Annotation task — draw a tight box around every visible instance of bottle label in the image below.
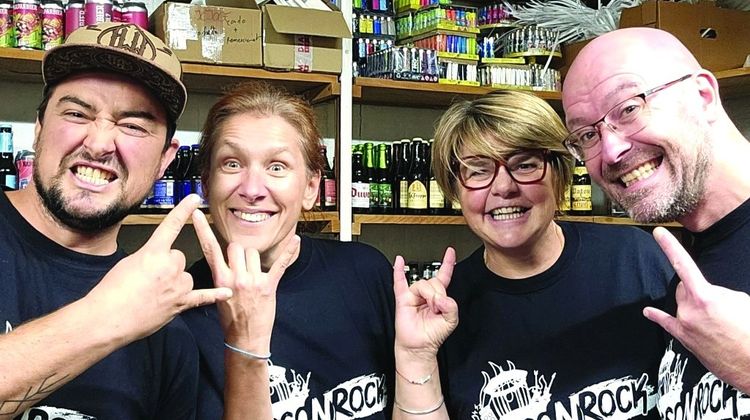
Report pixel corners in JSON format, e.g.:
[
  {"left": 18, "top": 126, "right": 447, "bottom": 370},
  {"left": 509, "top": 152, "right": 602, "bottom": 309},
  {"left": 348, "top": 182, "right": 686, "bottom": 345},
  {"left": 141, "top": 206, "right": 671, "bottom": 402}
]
[
  {"left": 560, "top": 183, "right": 572, "bottom": 211},
  {"left": 573, "top": 166, "right": 588, "bottom": 176},
  {"left": 407, "top": 181, "right": 427, "bottom": 209},
  {"left": 429, "top": 180, "right": 445, "bottom": 209},
  {"left": 193, "top": 179, "right": 209, "bottom": 208},
  {"left": 324, "top": 179, "right": 337, "bottom": 207},
  {"left": 369, "top": 182, "right": 379, "bottom": 208},
  {"left": 452, "top": 199, "right": 461, "bottom": 211},
  {"left": 352, "top": 181, "right": 370, "bottom": 208},
  {"left": 2, "top": 174, "right": 16, "bottom": 190},
  {"left": 571, "top": 185, "right": 592, "bottom": 211},
  {"left": 399, "top": 180, "right": 409, "bottom": 209},
  {"left": 377, "top": 182, "right": 392, "bottom": 209},
  {"left": 152, "top": 179, "right": 175, "bottom": 208}
]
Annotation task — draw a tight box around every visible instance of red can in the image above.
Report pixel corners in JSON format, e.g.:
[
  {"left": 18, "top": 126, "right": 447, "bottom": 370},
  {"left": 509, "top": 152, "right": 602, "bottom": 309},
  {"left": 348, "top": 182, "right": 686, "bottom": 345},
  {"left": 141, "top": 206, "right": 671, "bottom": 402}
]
[
  {"left": 41, "top": 0, "right": 63, "bottom": 50},
  {"left": 15, "top": 152, "right": 33, "bottom": 190},
  {"left": 111, "top": 0, "right": 121, "bottom": 22},
  {"left": 121, "top": 1, "right": 146, "bottom": 29},
  {"left": 84, "top": 0, "right": 111, "bottom": 25},
  {"left": 64, "top": 0, "right": 83, "bottom": 38}
]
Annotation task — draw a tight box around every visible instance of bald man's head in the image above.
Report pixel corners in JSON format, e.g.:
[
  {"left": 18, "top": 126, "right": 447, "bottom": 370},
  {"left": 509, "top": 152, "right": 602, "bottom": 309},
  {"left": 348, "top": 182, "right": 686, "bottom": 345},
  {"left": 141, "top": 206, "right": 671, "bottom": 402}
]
[{"left": 563, "top": 28, "right": 702, "bottom": 114}]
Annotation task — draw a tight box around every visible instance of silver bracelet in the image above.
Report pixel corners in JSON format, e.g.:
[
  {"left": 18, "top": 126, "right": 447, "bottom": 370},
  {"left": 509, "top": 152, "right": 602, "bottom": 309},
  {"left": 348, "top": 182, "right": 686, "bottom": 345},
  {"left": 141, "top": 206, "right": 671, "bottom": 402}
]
[
  {"left": 224, "top": 342, "right": 272, "bottom": 360},
  {"left": 394, "top": 396, "right": 444, "bottom": 415},
  {"left": 396, "top": 365, "right": 437, "bottom": 385}
]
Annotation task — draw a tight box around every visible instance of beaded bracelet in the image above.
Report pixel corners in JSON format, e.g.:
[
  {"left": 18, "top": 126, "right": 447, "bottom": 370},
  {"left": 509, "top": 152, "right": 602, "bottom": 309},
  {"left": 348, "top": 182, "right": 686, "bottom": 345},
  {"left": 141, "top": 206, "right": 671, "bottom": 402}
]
[
  {"left": 224, "top": 342, "right": 272, "bottom": 361},
  {"left": 395, "top": 364, "right": 437, "bottom": 385},
  {"left": 394, "top": 396, "right": 445, "bottom": 415}
]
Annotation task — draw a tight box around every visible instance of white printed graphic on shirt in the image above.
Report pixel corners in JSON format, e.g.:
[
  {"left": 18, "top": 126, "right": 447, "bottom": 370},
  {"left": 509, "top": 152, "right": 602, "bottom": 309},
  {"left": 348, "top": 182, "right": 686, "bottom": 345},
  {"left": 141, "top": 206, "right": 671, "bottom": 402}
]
[
  {"left": 269, "top": 361, "right": 388, "bottom": 420},
  {"left": 3, "top": 321, "right": 97, "bottom": 420},
  {"left": 472, "top": 360, "right": 658, "bottom": 420},
  {"left": 657, "top": 340, "right": 750, "bottom": 420}
]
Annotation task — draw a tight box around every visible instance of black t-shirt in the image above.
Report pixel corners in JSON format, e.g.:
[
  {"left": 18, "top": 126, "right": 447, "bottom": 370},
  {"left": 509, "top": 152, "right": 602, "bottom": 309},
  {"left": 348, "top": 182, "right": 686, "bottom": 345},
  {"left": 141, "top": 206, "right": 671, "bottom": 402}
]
[
  {"left": 182, "top": 235, "right": 396, "bottom": 420},
  {"left": 656, "top": 198, "right": 750, "bottom": 419},
  {"left": 0, "top": 191, "right": 198, "bottom": 420},
  {"left": 440, "top": 222, "right": 673, "bottom": 420}
]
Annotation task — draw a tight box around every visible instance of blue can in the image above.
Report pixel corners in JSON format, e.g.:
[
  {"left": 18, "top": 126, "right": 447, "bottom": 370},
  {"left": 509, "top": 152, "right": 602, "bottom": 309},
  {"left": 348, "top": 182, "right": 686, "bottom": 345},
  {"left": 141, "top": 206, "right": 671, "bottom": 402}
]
[{"left": 0, "top": 124, "right": 12, "bottom": 154}]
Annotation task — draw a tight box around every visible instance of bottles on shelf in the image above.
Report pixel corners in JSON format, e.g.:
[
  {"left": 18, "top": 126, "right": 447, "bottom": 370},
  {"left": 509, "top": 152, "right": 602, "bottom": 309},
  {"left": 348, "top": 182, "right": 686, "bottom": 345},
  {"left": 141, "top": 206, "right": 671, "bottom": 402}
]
[
  {"left": 140, "top": 143, "right": 207, "bottom": 213},
  {"left": 571, "top": 159, "right": 592, "bottom": 216},
  {"left": 317, "top": 144, "right": 337, "bottom": 211}
]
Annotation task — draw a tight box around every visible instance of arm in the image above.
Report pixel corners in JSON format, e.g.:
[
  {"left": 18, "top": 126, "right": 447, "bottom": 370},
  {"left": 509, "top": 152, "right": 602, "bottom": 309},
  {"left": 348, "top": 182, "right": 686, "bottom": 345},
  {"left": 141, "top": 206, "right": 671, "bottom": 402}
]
[
  {"left": 0, "top": 195, "right": 232, "bottom": 417},
  {"left": 192, "top": 211, "right": 299, "bottom": 420},
  {"left": 643, "top": 227, "right": 750, "bottom": 393},
  {"left": 392, "top": 249, "right": 457, "bottom": 420}
]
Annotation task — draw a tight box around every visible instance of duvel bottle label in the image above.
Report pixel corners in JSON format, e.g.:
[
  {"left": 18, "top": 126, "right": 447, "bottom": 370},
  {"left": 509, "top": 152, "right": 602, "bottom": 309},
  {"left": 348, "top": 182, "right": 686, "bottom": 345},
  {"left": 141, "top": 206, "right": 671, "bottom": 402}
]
[{"left": 352, "top": 181, "right": 370, "bottom": 209}]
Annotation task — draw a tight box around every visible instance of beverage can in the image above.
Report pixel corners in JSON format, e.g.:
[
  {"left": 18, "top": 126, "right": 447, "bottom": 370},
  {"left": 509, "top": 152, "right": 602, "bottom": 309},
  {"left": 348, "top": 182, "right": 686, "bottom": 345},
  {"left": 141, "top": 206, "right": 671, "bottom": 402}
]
[
  {"left": 111, "top": 0, "right": 121, "bottom": 21},
  {"left": 15, "top": 152, "right": 33, "bottom": 190},
  {"left": 0, "top": 124, "right": 12, "bottom": 154},
  {"left": 64, "top": 0, "right": 84, "bottom": 38},
  {"left": 41, "top": 0, "right": 63, "bottom": 50},
  {"left": 0, "top": 0, "right": 15, "bottom": 48},
  {"left": 121, "top": 1, "right": 146, "bottom": 29},
  {"left": 13, "top": 0, "right": 42, "bottom": 50},
  {"left": 84, "top": 0, "right": 112, "bottom": 25}
]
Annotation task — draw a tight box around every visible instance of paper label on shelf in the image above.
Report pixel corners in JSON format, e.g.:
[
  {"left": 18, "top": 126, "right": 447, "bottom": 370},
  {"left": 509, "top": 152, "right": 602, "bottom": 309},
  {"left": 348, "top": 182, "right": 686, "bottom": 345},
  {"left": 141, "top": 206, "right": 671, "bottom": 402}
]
[
  {"left": 165, "top": 3, "right": 197, "bottom": 50},
  {"left": 202, "top": 29, "right": 225, "bottom": 62},
  {"left": 294, "top": 35, "right": 313, "bottom": 72}
]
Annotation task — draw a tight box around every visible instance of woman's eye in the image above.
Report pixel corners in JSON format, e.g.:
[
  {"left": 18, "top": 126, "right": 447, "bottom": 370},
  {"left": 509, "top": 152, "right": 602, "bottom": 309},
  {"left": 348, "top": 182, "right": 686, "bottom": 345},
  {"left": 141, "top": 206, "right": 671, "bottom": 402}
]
[
  {"left": 223, "top": 160, "right": 241, "bottom": 170},
  {"left": 269, "top": 163, "right": 286, "bottom": 172}
]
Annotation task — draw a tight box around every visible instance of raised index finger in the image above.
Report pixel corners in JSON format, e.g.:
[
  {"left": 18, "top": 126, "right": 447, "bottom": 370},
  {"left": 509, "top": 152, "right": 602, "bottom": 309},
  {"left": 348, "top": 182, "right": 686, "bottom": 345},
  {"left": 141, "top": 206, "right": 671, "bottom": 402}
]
[
  {"left": 145, "top": 194, "right": 201, "bottom": 251},
  {"left": 653, "top": 226, "right": 710, "bottom": 294}
]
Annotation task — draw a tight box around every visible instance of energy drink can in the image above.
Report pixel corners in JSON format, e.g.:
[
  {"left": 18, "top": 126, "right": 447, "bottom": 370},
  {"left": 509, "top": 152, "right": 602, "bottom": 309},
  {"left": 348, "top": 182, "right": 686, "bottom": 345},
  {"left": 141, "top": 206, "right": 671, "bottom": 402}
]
[
  {"left": 0, "top": 0, "right": 14, "bottom": 48},
  {"left": 64, "top": 0, "right": 83, "bottom": 38},
  {"left": 0, "top": 124, "right": 12, "bottom": 153},
  {"left": 121, "top": 2, "right": 147, "bottom": 28},
  {"left": 15, "top": 151, "right": 33, "bottom": 190},
  {"left": 111, "top": 0, "right": 120, "bottom": 21},
  {"left": 13, "top": 0, "right": 42, "bottom": 50},
  {"left": 41, "top": 0, "right": 63, "bottom": 50},
  {"left": 84, "top": 0, "right": 112, "bottom": 25}
]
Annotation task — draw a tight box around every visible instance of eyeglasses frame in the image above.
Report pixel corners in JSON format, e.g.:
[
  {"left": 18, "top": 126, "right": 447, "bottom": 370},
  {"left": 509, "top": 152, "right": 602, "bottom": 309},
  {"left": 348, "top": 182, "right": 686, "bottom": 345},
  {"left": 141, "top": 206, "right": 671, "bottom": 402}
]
[{"left": 454, "top": 149, "right": 550, "bottom": 191}]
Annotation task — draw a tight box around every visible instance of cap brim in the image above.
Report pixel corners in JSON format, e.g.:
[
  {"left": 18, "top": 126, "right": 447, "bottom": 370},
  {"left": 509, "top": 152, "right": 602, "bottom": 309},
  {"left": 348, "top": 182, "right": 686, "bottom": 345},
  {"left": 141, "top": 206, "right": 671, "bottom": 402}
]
[{"left": 43, "top": 44, "right": 187, "bottom": 123}]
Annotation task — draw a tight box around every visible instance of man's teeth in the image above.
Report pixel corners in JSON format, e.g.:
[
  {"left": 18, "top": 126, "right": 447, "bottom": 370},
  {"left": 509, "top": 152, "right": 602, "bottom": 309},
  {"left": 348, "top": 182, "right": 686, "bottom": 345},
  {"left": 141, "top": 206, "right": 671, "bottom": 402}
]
[
  {"left": 75, "top": 166, "right": 113, "bottom": 185},
  {"left": 621, "top": 161, "right": 659, "bottom": 188},
  {"left": 490, "top": 206, "right": 524, "bottom": 220},
  {"left": 236, "top": 211, "right": 270, "bottom": 222}
]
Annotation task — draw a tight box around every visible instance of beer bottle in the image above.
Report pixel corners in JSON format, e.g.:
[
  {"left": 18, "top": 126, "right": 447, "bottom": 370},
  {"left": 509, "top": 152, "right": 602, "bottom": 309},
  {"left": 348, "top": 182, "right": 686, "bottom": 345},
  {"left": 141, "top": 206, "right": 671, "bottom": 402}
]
[
  {"left": 190, "top": 144, "right": 208, "bottom": 209},
  {"left": 365, "top": 143, "right": 379, "bottom": 212},
  {"left": 318, "top": 145, "right": 337, "bottom": 211},
  {"left": 390, "top": 141, "right": 401, "bottom": 213},
  {"left": 396, "top": 138, "right": 411, "bottom": 214},
  {"left": 174, "top": 145, "right": 192, "bottom": 205},
  {"left": 560, "top": 181, "right": 572, "bottom": 214},
  {"left": 352, "top": 151, "right": 370, "bottom": 213},
  {"left": 427, "top": 139, "right": 445, "bottom": 215},
  {"left": 571, "top": 159, "right": 592, "bottom": 215},
  {"left": 406, "top": 138, "right": 428, "bottom": 214},
  {"left": 376, "top": 143, "right": 392, "bottom": 213}
]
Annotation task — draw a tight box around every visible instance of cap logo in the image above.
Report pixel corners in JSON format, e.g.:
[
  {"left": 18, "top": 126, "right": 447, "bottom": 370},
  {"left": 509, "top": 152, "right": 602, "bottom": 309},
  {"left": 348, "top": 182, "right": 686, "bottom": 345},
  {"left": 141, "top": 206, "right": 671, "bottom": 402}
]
[{"left": 95, "top": 24, "right": 157, "bottom": 61}]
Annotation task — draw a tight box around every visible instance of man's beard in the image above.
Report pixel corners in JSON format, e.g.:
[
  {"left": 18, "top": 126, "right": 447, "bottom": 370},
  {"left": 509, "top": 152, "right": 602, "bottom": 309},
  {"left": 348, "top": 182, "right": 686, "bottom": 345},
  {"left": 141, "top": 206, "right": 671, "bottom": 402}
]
[{"left": 33, "top": 159, "right": 145, "bottom": 233}]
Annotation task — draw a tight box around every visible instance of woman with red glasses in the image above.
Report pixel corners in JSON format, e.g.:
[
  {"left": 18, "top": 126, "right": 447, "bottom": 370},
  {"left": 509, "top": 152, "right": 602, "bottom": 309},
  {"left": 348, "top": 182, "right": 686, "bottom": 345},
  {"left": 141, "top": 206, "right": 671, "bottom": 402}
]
[{"left": 391, "top": 90, "right": 674, "bottom": 420}]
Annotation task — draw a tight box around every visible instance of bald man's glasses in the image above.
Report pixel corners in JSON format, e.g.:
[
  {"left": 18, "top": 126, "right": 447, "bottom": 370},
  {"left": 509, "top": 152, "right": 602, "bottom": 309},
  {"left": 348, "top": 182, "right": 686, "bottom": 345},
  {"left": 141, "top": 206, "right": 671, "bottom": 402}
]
[{"left": 563, "top": 74, "right": 693, "bottom": 162}]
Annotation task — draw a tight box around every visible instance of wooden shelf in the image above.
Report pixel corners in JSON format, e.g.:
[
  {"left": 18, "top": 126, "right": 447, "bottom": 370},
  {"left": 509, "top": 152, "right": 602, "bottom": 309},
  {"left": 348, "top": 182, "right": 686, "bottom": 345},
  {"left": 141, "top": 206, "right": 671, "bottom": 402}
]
[
  {"left": 350, "top": 213, "right": 681, "bottom": 234},
  {"left": 123, "top": 211, "right": 340, "bottom": 233},
  {"left": 353, "top": 77, "right": 561, "bottom": 108},
  {"left": 0, "top": 48, "right": 340, "bottom": 103},
  {"left": 716, "top": 67, "right": 750, "bottom": 99}
]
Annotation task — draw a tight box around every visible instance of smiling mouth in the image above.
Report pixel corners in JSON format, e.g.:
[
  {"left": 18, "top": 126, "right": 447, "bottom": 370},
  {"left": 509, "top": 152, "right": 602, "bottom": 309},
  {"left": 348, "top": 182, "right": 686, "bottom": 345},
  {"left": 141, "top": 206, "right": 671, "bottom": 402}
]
[
  {"left": 619, "top": 158, "right": 661, "bottom": 188},
  {"left": 73, "top": 165, "right": 116, "bottom": 186},
  {"left": 233, "top": 210, "right": 271, "bottom": 223},
  {"left": 489, "top": 206, "right": 528, "bottom": 220}
]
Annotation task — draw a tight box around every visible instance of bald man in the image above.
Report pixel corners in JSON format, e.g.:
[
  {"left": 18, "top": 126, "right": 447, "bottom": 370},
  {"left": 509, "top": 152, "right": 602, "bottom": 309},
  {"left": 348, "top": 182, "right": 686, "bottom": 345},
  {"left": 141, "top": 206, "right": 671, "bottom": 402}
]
[{"left": 562, "top": 27, "right": 750, "bottom": 416}]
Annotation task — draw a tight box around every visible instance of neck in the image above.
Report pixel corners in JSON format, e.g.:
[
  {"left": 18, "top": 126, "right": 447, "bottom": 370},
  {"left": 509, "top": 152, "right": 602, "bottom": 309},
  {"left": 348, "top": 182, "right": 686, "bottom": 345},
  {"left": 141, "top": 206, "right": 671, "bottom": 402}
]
[
  {"left": 679, "top": 126, "right": 750, "bottom": 232},
  {"left": 7, "top": 187, "right": 121, "bottom": 255},
  {"left": 484, "top": 222, "right": 565, "bottom": 279}
]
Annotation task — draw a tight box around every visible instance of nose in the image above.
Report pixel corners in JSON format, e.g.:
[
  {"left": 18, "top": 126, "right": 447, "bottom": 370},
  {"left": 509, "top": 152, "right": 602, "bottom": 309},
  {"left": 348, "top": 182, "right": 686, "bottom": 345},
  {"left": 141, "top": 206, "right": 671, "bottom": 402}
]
[
  {"left": 489, "top": 166, "right": 519, "bottom": 197},
  {"left": 237, "top": 167, "right": 268, "bottom": 202},
  {"left": 82, "top": 118, "right": 117, "bottom": 159},
  {"left": 597, "top": 122, "right": 632, "bottom": 164}
]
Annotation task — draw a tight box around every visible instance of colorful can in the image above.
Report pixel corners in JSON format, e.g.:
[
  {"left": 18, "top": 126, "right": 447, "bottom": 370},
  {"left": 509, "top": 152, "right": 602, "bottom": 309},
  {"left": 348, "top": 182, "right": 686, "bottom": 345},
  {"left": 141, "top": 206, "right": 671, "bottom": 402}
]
[
  {"left": 13, "top": 0, "right": 42, "bottom": 50},
  {"left": 0, "top": 0, "right": 14, "bottom": 48},
  {"left": 15, "top": 151, "right": 33, "bottom": 190},
  {"left": 64, "top": 0, "right": 83, "bottom": 38},
  {"left": 121, "top": 1, "right": 146, "bottom": 29},
  {"left": 41, "top": 0, "right": 62, "bottom": 50},
  {"left": 111, "top": 0, "right": 121, "bottom": 21},
  {"left": 84, "top": 0, "right": 111, "bottom": 25}
]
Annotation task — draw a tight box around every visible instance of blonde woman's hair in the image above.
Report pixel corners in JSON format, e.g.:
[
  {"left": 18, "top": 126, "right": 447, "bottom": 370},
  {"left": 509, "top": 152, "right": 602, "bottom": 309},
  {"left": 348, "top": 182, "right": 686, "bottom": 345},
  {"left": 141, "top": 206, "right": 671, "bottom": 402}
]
[{"left": 432, "top": 90, "right": 574, "bottom": 207}]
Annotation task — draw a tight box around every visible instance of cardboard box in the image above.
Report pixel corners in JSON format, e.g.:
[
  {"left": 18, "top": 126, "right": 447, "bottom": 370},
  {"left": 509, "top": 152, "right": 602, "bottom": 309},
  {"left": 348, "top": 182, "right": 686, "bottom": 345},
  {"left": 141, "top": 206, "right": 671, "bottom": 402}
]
[
  {"left": 152, "top": 2, "right": 262, "bottom": 67},
  {"left": 619, "top": 0, "right": 750, "bottom": 72},
  {"left": 262, "top": 4, "right": 351, "bottom": 73}
]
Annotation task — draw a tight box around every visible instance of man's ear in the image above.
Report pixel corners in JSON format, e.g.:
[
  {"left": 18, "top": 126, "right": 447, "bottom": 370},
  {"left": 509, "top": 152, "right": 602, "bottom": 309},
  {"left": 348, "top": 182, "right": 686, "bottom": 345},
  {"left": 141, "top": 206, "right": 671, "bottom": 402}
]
[
  {"left": 694, "top": 70, "right": 721, "bottom": 123},
  {"left": 157, "top": 138, "right": 180, "bottom": 179}
]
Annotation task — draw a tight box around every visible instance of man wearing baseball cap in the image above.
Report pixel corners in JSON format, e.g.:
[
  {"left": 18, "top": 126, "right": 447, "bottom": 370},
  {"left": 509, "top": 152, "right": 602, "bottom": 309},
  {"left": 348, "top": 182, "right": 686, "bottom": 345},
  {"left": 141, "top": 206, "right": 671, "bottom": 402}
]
[{"left": 0, "top": 23, "right": 232, "bottom": 418}]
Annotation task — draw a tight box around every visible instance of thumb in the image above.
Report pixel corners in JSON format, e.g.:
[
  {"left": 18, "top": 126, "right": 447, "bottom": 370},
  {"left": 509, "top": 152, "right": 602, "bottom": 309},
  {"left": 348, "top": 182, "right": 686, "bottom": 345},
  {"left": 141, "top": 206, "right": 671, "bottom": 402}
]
[{"left": 183, "top": 287, "right": 234, "bottom": 310}]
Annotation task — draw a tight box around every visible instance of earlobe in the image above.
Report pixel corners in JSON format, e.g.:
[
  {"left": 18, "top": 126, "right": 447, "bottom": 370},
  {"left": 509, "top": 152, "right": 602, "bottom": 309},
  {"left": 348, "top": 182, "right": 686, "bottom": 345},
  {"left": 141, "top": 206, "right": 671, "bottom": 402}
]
[
  {"left": 158, "top": 138, "right": 180, "bottom": 178},
  {"left": 302, "top": 171, "right": 322, "bottom": 210}
]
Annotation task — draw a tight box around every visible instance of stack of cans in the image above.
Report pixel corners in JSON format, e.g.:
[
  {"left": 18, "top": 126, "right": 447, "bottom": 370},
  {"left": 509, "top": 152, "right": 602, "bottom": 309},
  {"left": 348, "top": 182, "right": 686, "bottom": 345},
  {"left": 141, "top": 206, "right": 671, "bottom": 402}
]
[{"left": 0, "top": 0, "right": 148, "bottom": 50}]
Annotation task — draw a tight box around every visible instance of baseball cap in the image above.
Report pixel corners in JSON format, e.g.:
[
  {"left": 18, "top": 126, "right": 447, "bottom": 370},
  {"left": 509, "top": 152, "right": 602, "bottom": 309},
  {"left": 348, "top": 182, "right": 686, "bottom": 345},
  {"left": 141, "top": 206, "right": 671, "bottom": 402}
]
[{"left": 42, "top": 22, "right": 187, "bottom": 123}]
